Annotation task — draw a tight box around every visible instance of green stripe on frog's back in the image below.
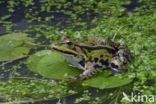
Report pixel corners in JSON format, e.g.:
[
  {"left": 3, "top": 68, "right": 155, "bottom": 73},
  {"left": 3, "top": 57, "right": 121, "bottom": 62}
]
[
  {"left": 52, "top": 46, "right": 78, "bottom": 56},
  {"left": 52, "top": 45, "right": 86, "bottom": 59},
  {"left": 74, "top": 44, "right": 116, "bottom": 54}
]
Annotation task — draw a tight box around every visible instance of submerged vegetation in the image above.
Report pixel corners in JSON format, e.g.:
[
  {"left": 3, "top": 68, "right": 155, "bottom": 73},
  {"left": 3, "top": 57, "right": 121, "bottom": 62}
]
[{"left": 0, "top": 0, "right": 156, "bottom": 103}]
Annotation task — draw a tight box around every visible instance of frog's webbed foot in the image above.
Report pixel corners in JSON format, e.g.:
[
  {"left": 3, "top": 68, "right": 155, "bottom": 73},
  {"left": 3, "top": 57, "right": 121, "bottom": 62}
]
[{"left": 79, "top": 70, "right": 97, "bottom": 80}]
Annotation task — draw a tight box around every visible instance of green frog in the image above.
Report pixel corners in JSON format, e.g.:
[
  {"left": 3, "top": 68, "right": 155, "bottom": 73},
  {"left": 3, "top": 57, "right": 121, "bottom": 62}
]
[{"left": 51, "top": 37, "right": 131, "bottom": 80}]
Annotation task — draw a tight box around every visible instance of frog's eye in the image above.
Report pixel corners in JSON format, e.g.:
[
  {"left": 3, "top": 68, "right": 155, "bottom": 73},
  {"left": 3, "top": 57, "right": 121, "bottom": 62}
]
[
  {"left": 60, "top": 39, "right": 73, "bottom": 46},
  {"left": 66, "top": 41, "right": 73, "bottom": 45},
  {"left": 64, "top": 41, "right": 74, "bottom": 49}
]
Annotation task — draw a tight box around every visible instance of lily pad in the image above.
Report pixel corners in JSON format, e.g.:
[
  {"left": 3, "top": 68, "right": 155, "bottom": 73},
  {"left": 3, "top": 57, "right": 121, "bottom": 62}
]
[
  {"left": 0, "top": 33, "right": 34, "bottom": 61},
  {"left": 27, "top": 50, "right": 81, "bottom": 79},
  {"left": 82, "top": 72, "right": 133, "bottom": 89},
  {"left": 27, "top": 50, "right": 133, "bottom": 89}
]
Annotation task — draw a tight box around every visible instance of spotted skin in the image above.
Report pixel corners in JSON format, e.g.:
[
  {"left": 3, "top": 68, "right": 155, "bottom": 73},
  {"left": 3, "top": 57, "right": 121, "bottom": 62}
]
[{"left": 52, "top": 38, "right": 132, "bottom": 80}]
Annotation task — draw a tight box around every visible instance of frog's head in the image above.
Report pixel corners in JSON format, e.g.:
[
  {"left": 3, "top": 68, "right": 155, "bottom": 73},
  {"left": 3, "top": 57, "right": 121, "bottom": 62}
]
[
  {"left": 109, "top": 47, "right": 131, "bottom": 73},
  {"left": 109, "top": 56, "right": 127, "bottom": 72}
]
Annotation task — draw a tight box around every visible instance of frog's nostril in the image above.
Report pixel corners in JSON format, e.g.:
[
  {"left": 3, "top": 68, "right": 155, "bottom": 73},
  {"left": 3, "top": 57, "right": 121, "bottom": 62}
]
[{"left": 51, "top": 44, "right": 56, "bottom": 48}]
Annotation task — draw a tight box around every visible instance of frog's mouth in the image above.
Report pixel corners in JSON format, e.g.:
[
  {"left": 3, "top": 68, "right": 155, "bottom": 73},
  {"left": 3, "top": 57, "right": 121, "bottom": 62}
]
[{"left": 109, "top": 63, "right": 122, "bottom": 72}]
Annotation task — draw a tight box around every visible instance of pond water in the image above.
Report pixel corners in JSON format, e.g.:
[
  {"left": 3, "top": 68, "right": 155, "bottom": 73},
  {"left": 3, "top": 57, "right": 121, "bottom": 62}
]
[{"left": 0, "top": 0, "right": 147, "bottom": 104}]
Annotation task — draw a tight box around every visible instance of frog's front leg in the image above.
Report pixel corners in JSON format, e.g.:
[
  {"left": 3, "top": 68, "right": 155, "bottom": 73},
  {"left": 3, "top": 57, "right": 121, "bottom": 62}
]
[
  {"left": 79, "top": 69, "right": 97, "bottom": 80},
  {"left": 79, "top": 61, "right": 99, "bottom": 80}
]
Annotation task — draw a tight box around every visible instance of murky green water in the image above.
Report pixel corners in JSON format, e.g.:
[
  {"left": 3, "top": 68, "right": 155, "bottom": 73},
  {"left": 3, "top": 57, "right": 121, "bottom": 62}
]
[{"left": 0, "top": 0, "right": 156, "bottom": 104}]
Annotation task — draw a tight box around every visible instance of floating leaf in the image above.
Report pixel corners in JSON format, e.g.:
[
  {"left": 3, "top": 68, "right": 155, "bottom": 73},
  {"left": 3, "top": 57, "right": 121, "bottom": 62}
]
[
  {"left": 82, "top": 72, "right": 133, "bottom": 89},
  {"left": 27, "top": 50, "right": 133, "bottom": 89},
  {"left": 27, "top": 50, "right": 81, "bottom": 79},
  {"left": 0, "top": 33, "right": 34, "bottom": 61},
  {"left": 27, "top": 50, "right": 52, "bottom": 72}
]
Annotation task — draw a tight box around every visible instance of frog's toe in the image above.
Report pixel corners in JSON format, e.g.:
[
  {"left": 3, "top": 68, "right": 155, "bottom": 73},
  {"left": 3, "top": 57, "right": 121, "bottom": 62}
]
[
  {"left": 79, "top": 74, "right": 88, "bottom": 80},
  {"left": 91, "top": 70, "right": 97, "bottom": 75},
  {"left": 87, "top": 73, "right": 93, "bottom": 77}
]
